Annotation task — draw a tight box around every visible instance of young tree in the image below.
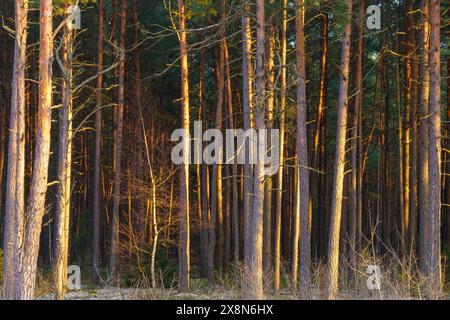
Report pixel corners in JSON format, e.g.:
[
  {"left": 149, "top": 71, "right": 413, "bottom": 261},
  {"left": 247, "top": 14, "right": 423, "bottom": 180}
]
[
  {"left": 177, "top": 0, "right": 190, "bottom": 291},
  {"left": 326, "top": 0, "right": 352, "bottom": 300}
]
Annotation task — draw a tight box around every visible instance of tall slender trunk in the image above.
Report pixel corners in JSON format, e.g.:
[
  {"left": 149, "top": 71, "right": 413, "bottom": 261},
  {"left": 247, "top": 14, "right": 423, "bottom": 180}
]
[
  {"left": 313, "top": 6, "right": 329, "bottom": 260},
  {"left": 0, "top": 0, "right": 9, "bottom": 231},
  {"left": 350, "top": 0, "right": 364, "bottom": 267},
  {"left": 246, "top": 0, "right": 265, "bottom": 299},
  {"left": 210, "top": 49, "right": 224, "bottom": 271},
  {"left": 295, "top": 0, "right": 310, "bottom": 296},
  {"left": 198, "top": 30, "right": 211, "bottom": 278},
  {"left": 263, "top": 22, "right": 275, "bottom": 274},
  {"left": 418, "top": 0, "right": 430, "bottom": 272},
  {"left": 199, "top": 30, "right": 213, "bottom": 283},
  {"left": 93, "top": 0, "right": 104, "bottom": 281},
  {"left": 2, "top": 0, "right": 27, "bottom": 300},
  {"left": 395, "top": 43, "right": 405, "bottom": 255},
  {"left": 109, "top": 0, "right": 127, "bottom": 279},
  {"left": 427, "top": 0, "right": 441, "bottom": 297},
  {"left": 54, "top": 5, "right": 74, "bottom": 299},
  {"left": 446, "top": 58, "right": 450, "bottom": 251},
  {"left": 223, "top": 36, "right": 239, "bottom": 265},
  {"left": 403, "top": 0, "right": 414, "bottom": 250},
  {"left": 407, "top": 0, "right": 418, "bottom": 250},
  {"left": 274, "top": 0, "right": 287, "bottom": 295},
  {"left": 18, "top": 0, "right": 53, "bottom": 299},
  {"left": 242, "top": 2, "right": 253, "bottom": 265},
  {"left": 326, "top": 0, "right": 352, "bottom": 300},
  {"left": 177, "top": 0, "right": 190, "bottom": 291}
]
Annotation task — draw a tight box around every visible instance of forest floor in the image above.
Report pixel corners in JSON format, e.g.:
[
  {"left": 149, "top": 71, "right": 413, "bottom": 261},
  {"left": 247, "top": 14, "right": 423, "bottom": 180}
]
[
  {"left": 38, "top": 287, "right": 257, "bottom": 300},
  {"left": 37, "top": 286, "right": 440, "bottom": 300}
]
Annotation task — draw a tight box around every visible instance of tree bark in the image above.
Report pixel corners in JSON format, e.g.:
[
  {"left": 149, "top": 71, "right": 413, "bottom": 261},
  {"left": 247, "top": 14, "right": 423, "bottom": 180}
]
[
  {"left": 350, "top": 0, "right": 364, "bottom": 268},
  {"left": 295, "top": 0, "right": 311, "bottom": 296},
  {"left": 109, "top": 0, "right": 127, "bottom": 279},
  {"left": 54, "top": 5, "right": 74, "bottom": 299},
  {"left": 418, "top": 0, "right": 430, "bottom": 273},
  {"left": 177, "top": 0, "right": 190, "bottom": 291},
  {"left": 2, "top": 0, "right": 27, "bottom": 300},
  {"left": 93, "top": 0, "right": 104, "bottom": 282},
  {"left": 241, "top": 2, "right": 254, "bottom": 266},
  {"left": 427, "top": 0, "right": 441, "bottom": 297},
  {"left": 245, "top": 0, "right": 265, "bottom": 299},
  {"left": 263, "top": 21, "right": 275, "bottom": 274},
  {"left": 18, "top": 0, "right": 53, "bottom": 299},
  {"left": 326, "top": 0, "right": 352, "bottom": 300},
  {"left": 274, "top": 0, "right": 287, "bottom": 295}
]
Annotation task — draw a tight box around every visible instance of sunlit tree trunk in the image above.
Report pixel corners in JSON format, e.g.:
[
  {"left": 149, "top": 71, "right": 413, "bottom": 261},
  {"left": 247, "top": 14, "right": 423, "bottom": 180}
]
[
  {"left": 242, "top": 2, "right": 253, "bottom": 265},
  {"left": 199, "top": 29, "right": 213, "bottom": 283},
  {"left": 326, "top": 0, "right": 352, "bottom": 300},
  {"left": 54, "top": 5, "right": 74, "bottom": 299},
  {"left": 418, "top": 0, "right": 430, "bottom": 273},
  {"left": 406, "top": 0, "right": 418, "bottom": 250},
  {"left": 18, "top": 0, "right": 53, "bottom": 299},
  {"left": 246, "top": 0, "right": 265, "bottom": 299},
  {"left": 403, "top": 0, "right": 415, "bottom": 251},
  {"left": 274, "top": 0, "right": 287, "bottom": 295},
  {"left": 2, "top": 0, "right": 27, "bottom": 300},
  {"left": 263, "top": 22, "right": 275, "bottom": 274},
  {"left": 446, "top": 58, "right": 450, "bottom": 251},
  {"left": 315, "top": 8, "right": 329, "bottom": 259},
  {"left": 177, "top": 0, "right": 190, "bottom": 291}
]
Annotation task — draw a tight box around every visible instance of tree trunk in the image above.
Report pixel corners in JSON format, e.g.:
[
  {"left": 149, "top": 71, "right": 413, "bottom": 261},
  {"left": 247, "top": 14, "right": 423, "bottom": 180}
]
[
  {"left": 199, "top": 30, "right": 213, "bottom": 283},
  {"left": 109, "top": 0, "right": 127, "bottom": 279},
  {"left": 242, "top": 2, "right": 254, "bottom": 267},
  {"left": 295, "top": 0, "right": 311, "bottom": 296},
  {"left": 427, "top": 0, "right": 441, "bottom": 297},
  {"left": 326, "top": 0, "right": 352, "bottom": 300},
  {"left": 418, "top": 0, "right": 430, "bottom": 273},
  {"left": 54, "top": 5, "right": 74, "bottom": 299},
  {"left": 245, "top": 0, "right": 265, "bottom": 299},
  {"left": 446, "top": 58, "right": 450, "bottom": 251},
  {"left": 93, "top": 0, "right": 104, "bottom": 282},
  {"left": 223, "top": 37, "right": 239, "bottom": 265},
  {"left": 350, "top": 0, "right": 364, "bottom": 268},
  {"left": 177, "top": 0, "right": 190, "bottom": 291},
  {"left": 2, "top": 0, "right": 27, "bottom": 300},
  {"left": 313, "top": 6, "right": 329, "bottom": 260},
  {"left": 406, "top": 0, "right": 418, "bottom": 251},
  {"left": 274, "top": 0, "right": 287, "bottom": 295},
  {"left": 18, "top": 0, "right": 53, "bottom": 299},
  {"left": 263, "top": 22, "right": 275, "bottom": 274}
]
